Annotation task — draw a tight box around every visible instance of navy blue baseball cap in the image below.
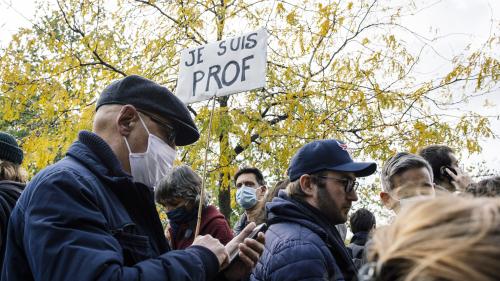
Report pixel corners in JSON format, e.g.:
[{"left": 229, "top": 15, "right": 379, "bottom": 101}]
[
  {"left": 96, "top": 75, "right": 199, "bottom": 146},
  {"left": 287, "top": 139, "right": 377, "bottom": 181}
]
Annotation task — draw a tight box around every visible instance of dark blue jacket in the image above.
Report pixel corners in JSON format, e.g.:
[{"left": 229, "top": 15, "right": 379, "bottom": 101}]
[
  {"left": 233, "top": 213, "right": 248, "bottom": 236},
  {"left": 251, "top": 191, "right": 357, "bottom": 281},
  {"left": 1, "top": 131, "right": 219, "bottom": 281}
]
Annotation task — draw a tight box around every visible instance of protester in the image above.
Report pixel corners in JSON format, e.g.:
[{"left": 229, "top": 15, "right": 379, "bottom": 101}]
[
  {"left": 155, "top": 165, "right": 233, "bottom": 249},
  {"left": 1, "top": 75, "right": 264, "bottom": 281},
  {"left": 260, "top": 179, "right": 348, "bottom": 238},
  {"left": 380, "top": 152, "right": 435, "bottom": 213},
  {"left": 247, "top": 178, "right": 290, "bottom": 228},
  {"left": 418, "top": 145, "right": 472, "bottom": 192},
  {"left": 233, "top": 167, "right": 267, "bottom": 235},
  {"left": 251, "top": 139, "right": 377, "bottom": 281},
  {"left": 360, "top": 195, "right": 500, "bottom": 281},
  {"left": 347, "top": 208, "right": 376, "bottom": 264},
  {"left": 465, "top": 176, "right": 500, "bottom": 197},
  {"left": 0, "top": 132, "right": 27, "bottom": 273}
]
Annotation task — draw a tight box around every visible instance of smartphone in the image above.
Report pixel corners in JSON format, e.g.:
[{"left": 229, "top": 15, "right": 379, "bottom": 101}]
[
  {"left": 228, "top": 223, "right": 267, "bottom": 263},
  {"left": 440, "top": 166, "right": 457, "bottom": 182}
]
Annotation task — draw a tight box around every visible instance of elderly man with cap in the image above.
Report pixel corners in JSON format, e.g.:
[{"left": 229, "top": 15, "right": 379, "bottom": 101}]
[
  {"left": 0, "top": 132, "right": 27, "bottom": 273},
  {"left": 2, "top": 75, "right": 264, "bottom": 281},
  {"left": 251, "top": 139, "right": 376, "bottom": 281}
]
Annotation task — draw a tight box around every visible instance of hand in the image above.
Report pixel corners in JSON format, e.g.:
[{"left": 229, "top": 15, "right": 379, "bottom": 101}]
[
  {"left": 446, "top": 167, "right": 472, "bottom": 192},
  {"left": 192, "top": 235, "right": 228, "bottom": 267},
  {"left": 222, "top": 222, "right": 265, "bottom": 281}
]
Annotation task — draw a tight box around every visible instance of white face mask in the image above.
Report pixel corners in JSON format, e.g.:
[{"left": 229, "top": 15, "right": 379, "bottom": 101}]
[{"left": 123, "top": 115, "right": 176, "bottom": 189}]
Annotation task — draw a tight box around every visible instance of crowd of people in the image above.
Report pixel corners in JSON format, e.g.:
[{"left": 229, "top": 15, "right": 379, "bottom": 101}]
[{"left": 0, "top": 75, "right": 499, "bottom": 281}]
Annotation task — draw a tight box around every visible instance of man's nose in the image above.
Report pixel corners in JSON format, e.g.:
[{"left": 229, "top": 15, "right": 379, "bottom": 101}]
[{"left": 348, "top": 190, "right": 358, "bottom": 202}]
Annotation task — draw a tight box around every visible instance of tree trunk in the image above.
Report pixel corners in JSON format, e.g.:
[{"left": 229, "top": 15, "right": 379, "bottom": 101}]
[
  {"left": 218, "top": 170, "right": 232, "bottom": 222},
  {"left": 216, "top": 96, "right": 232, "bottom": 221}
]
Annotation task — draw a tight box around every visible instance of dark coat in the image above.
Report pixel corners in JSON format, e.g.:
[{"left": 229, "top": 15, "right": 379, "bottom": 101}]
[
  {"left": 251, "top": 191, "right": 358, "bottom": 281},
  {"left": 1, "top": 131, "right": 219, "bottom": 281},
  {"left": 233, "top": 213, "right": 248, "bottom": 236},
  {"left": 349, "top": 231, "right": 369, "bottom": 247},
  {"left": 347, "top": 231, "right": 370, "bottom": 269},
  {"left": 169, "top": 205, "right": 234, "bottom": 250},
  {"left": 0, "top": 180, "right": 24, "bottom": 273}
]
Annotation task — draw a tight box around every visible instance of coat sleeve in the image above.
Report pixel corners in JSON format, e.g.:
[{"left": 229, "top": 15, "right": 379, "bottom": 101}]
[
  {"left": 262, "top": 240, "right": 336, "bottom": 281},
  {"left": 19, "top": 170, "right": 220, "bottom": 281}
]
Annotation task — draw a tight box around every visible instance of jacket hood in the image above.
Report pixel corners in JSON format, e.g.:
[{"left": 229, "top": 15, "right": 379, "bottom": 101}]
[{"left": 266, "top": 191, "right": 333, "bottom": 240}]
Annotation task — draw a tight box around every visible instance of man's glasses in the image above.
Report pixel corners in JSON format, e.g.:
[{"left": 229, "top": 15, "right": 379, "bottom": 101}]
[
  {"left": 141, "top": 112, "right": 177, "bottom": 147},
  {"left": 317, "top": 176, "right": 359, "bottom": 193}
]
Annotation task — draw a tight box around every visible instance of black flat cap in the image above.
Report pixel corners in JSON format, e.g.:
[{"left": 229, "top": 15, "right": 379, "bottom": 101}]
[{"left": 96, "top": 75, "right": 199, "bottom": 146}]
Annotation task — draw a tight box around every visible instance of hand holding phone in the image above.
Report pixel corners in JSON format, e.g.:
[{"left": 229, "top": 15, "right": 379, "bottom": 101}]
[
  {"left": 221, "top": 222, "right": 266, "bottom": 281},
  {"left": 441, "top": 165, "right": 473, "bottom": 192},
  {"left": 228, "top": 223, "right": 267, "bottom": 264},
  {"left": 440, "top": 166, "right": 457, "bottom": 182}
]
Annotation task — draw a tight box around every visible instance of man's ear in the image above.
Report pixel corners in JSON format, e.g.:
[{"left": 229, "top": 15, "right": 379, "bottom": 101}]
[
  {"left": 380, "top": 191, "right": 395, "bottom": 209},
  {"left": 117, "top": 105, "right": 139, "bottom": 137},
  {"left": 299, "top": 174, "right": 315, "bottom": 196},
  {"left": 256, "top": 185, "right": 267, "bottom": 200}
]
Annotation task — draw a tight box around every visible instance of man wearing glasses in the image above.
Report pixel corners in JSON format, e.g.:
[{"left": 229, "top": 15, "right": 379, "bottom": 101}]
[
  {"left": 2, "top": 75, "right": 264, "bottom": 281},
  {"left": 251, "top": 139, "right": 376, "bottom": 281}
]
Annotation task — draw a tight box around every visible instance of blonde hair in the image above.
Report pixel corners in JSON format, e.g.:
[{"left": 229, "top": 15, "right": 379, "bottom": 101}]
[
  {"left": 0, "top": 159, "right": 28, "bottom": 183},
  {"left": 367, "top": 195, "right": 500, "bottom": 281}
]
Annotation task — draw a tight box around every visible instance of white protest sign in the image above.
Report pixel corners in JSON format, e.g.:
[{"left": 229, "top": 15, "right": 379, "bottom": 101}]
[{"left": 176, "top": 28, "right": 267, "bottom": 104}]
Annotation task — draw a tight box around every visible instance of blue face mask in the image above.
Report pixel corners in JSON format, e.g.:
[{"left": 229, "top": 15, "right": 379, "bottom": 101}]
[
  {"left": 236, "top": 185, "right": 258, "bottom": 209},
  {"left": 167, "top": 206, "right": 196, "bottom": 224}
]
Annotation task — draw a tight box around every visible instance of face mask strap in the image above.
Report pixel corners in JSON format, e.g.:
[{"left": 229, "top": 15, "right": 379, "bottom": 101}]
[
  {"left": 137, "top": 114, "right": 151, "bottom": 135},
  {"left": 122, "top": 113, "right": 151, "bottom": 155},
  {"left": 123, "top": 136, "right": 132, "bottom": 154}
]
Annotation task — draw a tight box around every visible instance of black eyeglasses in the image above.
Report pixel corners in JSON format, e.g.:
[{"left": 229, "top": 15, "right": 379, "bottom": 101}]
[
  {"left": 140, "top": 112, "right": 177, "bottom": 146},
  {"left": 317, "top": 176, "right": 359, "bottom": 193}
]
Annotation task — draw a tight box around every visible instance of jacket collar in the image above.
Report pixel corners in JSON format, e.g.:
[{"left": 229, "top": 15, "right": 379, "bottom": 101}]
[
  {"left": 351, "top": 231, "right": 369, "bottom": 246},
  {"left": 67, "top": 131, "right": 130, "bottom": 181}
]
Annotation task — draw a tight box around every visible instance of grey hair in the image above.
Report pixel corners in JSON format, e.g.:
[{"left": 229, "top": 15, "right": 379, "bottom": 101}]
[
  {"left": 155, "top": 165, "right": 209, "bottom": 207},
  {"left": 381, "top": 152, "right": 434, "bottom": 192}
]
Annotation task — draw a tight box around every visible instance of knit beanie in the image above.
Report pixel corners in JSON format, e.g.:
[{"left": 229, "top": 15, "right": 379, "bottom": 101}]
[{"left": 0, "top": 132, "right": 23, "bottom": 165}]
